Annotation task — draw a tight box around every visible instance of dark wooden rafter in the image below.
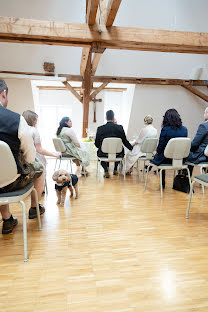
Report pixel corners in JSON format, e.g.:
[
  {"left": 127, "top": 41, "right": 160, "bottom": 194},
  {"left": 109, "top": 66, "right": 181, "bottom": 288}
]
[
  {"left": 105, "top": 0, "right": 122, "bottom": 26},
  {"left": 90, "top": 81, "right": 109, "bottom": 100},
  {"left": 182, "top": 84, "right": 208, "bottom": 102},
  {"left": 2, "top": 17, "right": 208, "bottom": 54},
  {"left": 62, "top": 81, "right": 83, "bottom": 103}
]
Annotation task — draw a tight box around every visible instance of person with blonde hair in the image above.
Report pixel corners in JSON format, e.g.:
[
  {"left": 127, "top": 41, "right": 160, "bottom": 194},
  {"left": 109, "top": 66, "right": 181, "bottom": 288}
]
[
  {"left": 22, "top": 110, "right": 61, "bottom": 197},
  {"left": 125, "top": 115, "right": 157, "bottom": 174}
]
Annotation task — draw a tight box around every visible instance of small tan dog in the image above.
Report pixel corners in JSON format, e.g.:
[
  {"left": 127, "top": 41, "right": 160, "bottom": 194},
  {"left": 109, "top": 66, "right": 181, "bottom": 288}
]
[{"left": 52, "top": 169, "right": 79, "bottom": 206}]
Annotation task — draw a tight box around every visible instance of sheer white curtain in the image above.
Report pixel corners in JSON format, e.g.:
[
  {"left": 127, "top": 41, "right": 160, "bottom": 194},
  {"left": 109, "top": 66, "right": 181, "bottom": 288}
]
[{"left": 35, "top": 90, "right": 73, "bottom": 151}]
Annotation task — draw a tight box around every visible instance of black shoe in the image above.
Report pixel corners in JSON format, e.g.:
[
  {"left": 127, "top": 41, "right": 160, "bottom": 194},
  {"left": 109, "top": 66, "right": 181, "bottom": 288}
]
[
  {"left": 113, "top": 170, "right": 118, "bottom": 176},
  {"left": 2, "top": 215, "right": 18, "bottom": 234},
  {"left": 103, "top": 172, "right": 110, "bottom": 178},
  {"left": 29, "top": 204, "right": 45, "bottom": 219}
]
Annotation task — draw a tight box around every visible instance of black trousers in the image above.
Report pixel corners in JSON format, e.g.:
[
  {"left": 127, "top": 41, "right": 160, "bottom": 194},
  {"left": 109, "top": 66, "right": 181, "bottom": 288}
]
[{"left": 101, "top": 161, "right": 119, "bottom": 172}]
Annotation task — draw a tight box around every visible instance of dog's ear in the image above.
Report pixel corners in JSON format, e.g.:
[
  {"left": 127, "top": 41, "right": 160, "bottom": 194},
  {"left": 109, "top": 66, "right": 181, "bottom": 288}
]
[{"left": 52, "top": 170, "right": 59, "bottom": 181}]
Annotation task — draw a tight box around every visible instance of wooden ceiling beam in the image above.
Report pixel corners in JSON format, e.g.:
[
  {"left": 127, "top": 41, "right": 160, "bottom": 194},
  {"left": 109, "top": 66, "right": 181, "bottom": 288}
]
[
  {"left": 80, "top": 47, "right": 91, "bottom": 76},
  {"left": 87, "top": 0, "right": 99, "bottom": 25},
  {"left": 37, "top": 85, "right": 127, "bottom": 92},
  {"left": 105, "top": 0, "right": 122, "bottom": 26},
  {"left": 182, "top": 84, "right": 208, "bottom": 102},
  {"left": 90, "top": 81, "right": 109, "bottom": 100},
  {"left": 62, "top": 81, "right": 83, "bottom": 103},
  {"left": 2, "top": 17, "right": 208, "bottom": 54},
  {"left": 1, "top": 70, "right": 208, "bottom": 86},
  {"left": 91, "top": 52, "right": 103, "bottom": 75}
]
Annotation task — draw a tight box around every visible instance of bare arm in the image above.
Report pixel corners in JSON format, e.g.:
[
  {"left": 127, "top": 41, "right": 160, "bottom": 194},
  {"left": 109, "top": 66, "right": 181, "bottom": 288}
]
[
  {"left": 35, "top": 142, "right": 61, "bottom": 157},
  {"left": 18, "top": 116, "right": 36, "bottom": 163}
]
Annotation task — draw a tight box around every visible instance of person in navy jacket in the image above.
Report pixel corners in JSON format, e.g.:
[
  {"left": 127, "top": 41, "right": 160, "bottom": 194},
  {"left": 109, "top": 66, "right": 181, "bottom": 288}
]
[
  {"left": 151, "top": 109, "right": 188, "bottom": 187},
  {"left": 187, "top": 107, "right": 208, "bottom": 165}
]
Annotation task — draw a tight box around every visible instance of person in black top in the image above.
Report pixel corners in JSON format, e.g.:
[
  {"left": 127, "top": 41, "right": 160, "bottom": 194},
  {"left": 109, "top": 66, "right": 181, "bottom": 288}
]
[{"left": 95, "top": 110, "right": 135, "bottom": 178}]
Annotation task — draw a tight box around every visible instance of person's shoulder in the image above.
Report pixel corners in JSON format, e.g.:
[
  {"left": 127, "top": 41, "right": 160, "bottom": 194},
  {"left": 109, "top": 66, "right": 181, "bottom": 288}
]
[{"left": 2, "top": 106, "right": 20, "bottom": 119}]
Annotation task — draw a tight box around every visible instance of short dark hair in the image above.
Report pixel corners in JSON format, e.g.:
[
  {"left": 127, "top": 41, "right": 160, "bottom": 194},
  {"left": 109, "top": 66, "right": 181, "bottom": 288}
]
[
  {"left": 0, "top": 79, "right": 8, "bottom": 95},
  {"left": 162, "top": 109, "right": 182, "bottom": 129},
  {"left": 106, "top": 110, "right": 114, "bottom": 121}
]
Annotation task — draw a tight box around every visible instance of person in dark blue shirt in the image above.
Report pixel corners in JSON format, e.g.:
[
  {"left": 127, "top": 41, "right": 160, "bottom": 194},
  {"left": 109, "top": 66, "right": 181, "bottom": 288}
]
[{"left": 151, "top": 109, "right": 188, "bottom": 187}]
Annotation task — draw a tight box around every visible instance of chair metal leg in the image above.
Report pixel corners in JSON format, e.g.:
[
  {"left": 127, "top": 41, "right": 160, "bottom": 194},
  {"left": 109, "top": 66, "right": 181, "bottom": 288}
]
[
  {"left": 160, "top": 169, "right": 163, "bottom": 199},
  {"left": 20, "top": 200, "right": 28, "bottom": 262},
  {"left": 138, "top": 160, "right": 140, "bottom": 179},
  {"left": 32, "top": 188, "right": 41, "bottom": 230},
  {"left": 143, "top": 161, "right": 146, "bottom": 177},
  {"left": 200, "top": 167, "right": 205, "bottom": 194},
  {"left": 70, "top": 160, "right": 73, "bottom": 173},
  {"left": 54, "top": 158, "right": 58, "bottom": 171},
  {"left": 186, "top": 167, "right": 192, "bottom": 195},
  {"left": 59, "top": 157, "right": 62, "bottom": 169},
  {"left": 96, "top": 160, "right": 99, "bottom": 177},
  {"left": 144, "top": 164, "right": 150, "bottom": 190},
  {"left": 186, "top": 181, "right": 195, "bottom": 219},
  {"left": 123, "top": 159, "right": 126, "bottom": 181}
]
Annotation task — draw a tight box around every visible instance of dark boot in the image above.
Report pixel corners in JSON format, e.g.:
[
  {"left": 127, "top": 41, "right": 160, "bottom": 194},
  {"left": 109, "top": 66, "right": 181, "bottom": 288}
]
[
  {"left": 29, "top": 204, "right": 45, "bottom": 219},
  {"left": 2, "top": 215, "right": 18, "bottom": 234}
]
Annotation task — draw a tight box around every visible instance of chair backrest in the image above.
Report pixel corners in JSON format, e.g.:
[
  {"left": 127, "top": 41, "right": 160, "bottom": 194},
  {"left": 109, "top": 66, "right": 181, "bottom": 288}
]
[
  {"left": 204, "top": 145, "right": 208, "bottom": 157},
  {"left": 141, "top": 138, "right": 158, "bottom": 157},
  {"left": 53, "top": 138, "right": 66, "bottom": 153},
  {"left": 101, "top": 138, "right": 123, "bottom": 160},
  {"left": 164, "top": 137, "right": 191, "bottom": 167},
  {"left": 0, "top": 141, "right": 18, "bottom": 186}
]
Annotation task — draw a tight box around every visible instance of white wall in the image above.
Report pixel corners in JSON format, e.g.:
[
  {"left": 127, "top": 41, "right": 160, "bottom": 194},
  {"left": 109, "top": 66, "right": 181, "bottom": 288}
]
[
  {"left": 4, "top": 78, "right": 34, "bottom": 114},
  {"left": 127, "top": 85, "right": 207, "bottom": 141}
]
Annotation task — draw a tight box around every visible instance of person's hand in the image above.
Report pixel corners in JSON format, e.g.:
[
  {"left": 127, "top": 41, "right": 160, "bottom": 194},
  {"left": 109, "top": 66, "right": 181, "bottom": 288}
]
[
  {"left": 53, "top": 152, "right": 61, "bottom": 157},
  {"left": 133, "top": 142, "right": 139, "bottom": 146}
]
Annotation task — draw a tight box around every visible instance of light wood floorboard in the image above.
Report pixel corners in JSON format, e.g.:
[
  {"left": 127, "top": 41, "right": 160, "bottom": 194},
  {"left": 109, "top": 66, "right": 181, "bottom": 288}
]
[{"left": 1, "top": 161, "right": 208, "bottom": 312}]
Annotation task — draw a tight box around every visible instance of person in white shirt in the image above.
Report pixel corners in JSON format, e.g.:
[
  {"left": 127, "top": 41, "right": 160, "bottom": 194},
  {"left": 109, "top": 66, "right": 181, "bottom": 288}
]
[
  {"left": 56, "top": 117, "right": 90, "bottom": 176},
  {"left": 22, "top": 110, "right": 61, "bottom": 189},
  {"left": 0, "top": 79, "right": 45, "bottom": 234},
  {"left": 125, "top": 115, "right": 158, "bottom": 174}
]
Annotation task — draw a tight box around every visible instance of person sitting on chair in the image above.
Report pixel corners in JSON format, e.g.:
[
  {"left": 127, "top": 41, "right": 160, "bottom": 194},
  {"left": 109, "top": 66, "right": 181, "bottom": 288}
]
[
  {"left": 95, "top": 110, "right": 135, "bottom": 178},
  {"left": 151, "top": 109, "right": 188, "bottom": 188},
  {"left": 56, "top": 117, "right": 90, "bottom": 177},
  {"left": 186, "top": 107, "right": 208, "bottom": 176},
  {"left": 22, "top": 110, "right": 61, "bottom": 192},
  {"left": 125, "top": 115, "right": 157, "bottom": 174},
  {"left": 0, "top": 79, "right": 45, "bottom": 234}
]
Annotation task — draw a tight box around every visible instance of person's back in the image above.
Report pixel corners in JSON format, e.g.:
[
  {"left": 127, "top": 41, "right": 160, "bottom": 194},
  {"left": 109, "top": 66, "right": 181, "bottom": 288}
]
[
  {"left": 0, "top": 105, "right": 22, "bottom": 174},
  {"left": 187, "top": 108, "right": 208, "bottom": 164},
  {"left": 95, "top": 110, "right": 133, "bottom": 177}
]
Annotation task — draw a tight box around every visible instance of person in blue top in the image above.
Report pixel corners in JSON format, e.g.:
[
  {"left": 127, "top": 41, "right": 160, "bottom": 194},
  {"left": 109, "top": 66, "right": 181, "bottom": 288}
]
[{"left": 151, "top": 109, "right": 188, "bottom": 188}]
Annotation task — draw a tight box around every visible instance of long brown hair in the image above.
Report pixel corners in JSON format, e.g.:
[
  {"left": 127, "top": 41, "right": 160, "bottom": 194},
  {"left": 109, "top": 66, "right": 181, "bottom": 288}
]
[{"left": 22, "top": 110, "right": 38, "bottom": 127}]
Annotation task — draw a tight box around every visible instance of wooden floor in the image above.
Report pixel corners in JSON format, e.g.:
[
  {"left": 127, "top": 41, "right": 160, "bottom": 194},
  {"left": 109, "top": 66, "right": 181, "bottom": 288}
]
[{"left": 1, "top": 161, "right": 208, "bottom": 312}]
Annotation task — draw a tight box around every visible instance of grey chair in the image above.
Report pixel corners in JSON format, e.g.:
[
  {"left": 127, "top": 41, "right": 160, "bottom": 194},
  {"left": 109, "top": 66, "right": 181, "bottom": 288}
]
[
  {"left": 96, "top": 137, "right": 126, "bottom": 180},
  {"left": 137, "top": 137, "right": 158, "bottom": 179},
  {"left": 186, "top": 174, "right": 208, "bottom": 218},
  {"left": 144, "top": 138, "right": 191, "bottom": 198},
  {"left": 0, "top": 141, "right": 41, "bottom": 262},
  {"left": 185, "top": 144, "right": 208, "bottom": 194},
  {"left": 52, "top": 138, "right": 76, "bottom": 172}
]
